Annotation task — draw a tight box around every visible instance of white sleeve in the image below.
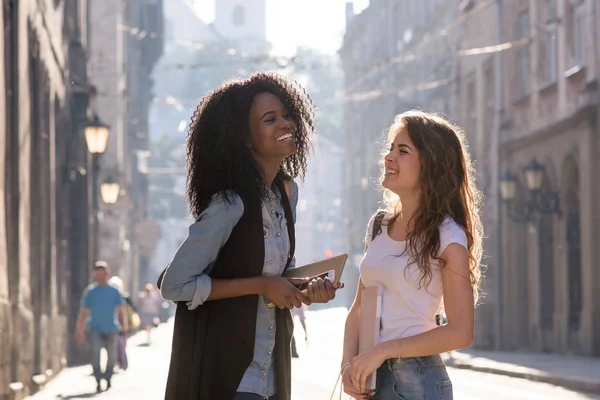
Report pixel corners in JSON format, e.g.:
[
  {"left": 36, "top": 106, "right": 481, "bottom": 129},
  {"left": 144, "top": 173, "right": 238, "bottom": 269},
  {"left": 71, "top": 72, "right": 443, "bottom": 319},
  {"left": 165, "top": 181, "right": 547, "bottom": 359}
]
[{"left": 439, "top": 219, "right": 468, "bottom": 256}]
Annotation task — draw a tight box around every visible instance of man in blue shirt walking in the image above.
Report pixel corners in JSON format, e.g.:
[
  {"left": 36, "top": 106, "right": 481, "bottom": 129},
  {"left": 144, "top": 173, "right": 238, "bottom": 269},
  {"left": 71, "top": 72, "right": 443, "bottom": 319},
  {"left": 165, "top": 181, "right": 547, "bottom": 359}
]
[{"left": 75, "top": 261, "right": 128, "bottom": 392}]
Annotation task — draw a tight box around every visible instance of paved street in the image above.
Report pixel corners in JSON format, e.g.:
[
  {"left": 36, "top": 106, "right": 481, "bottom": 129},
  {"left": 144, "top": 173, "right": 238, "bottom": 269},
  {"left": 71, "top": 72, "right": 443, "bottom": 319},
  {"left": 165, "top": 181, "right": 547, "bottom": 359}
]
[
  {"left": 28, "top": 308, "right": 599, "bottom": 400},
  {"left": 450, "top": 368, "right": 599, "bottom": 400}
]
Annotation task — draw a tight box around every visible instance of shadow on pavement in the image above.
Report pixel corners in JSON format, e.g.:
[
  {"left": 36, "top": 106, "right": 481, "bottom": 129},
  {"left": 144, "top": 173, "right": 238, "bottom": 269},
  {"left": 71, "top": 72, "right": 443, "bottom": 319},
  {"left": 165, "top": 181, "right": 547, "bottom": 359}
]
[{"left": 56, "top": 392, "right": 99, "bottom": 399}]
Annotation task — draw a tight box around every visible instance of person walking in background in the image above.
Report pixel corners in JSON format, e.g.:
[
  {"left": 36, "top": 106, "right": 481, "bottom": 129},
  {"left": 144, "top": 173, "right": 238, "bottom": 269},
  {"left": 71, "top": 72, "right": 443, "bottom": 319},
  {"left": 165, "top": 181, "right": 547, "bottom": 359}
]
[
  {"left": 158, "top": 71, "right": 341, "bottom": 400},
  {"left": 341, "top": 111, "right": 484, "bottom": 399},
  {"left": 108, "top": 276, "right": 139, "bottom": 371},
  {"left": 75, "top": 262, "right": 129, "bottom": 393},
  {"left": 294, "top": 304, "right": 308, "bottom": 342},
  {"left": 137, "top": 283, "right": 162, "bottom": 344},
  {"left": 290, "top": 304, "right": 308, "bottom": 358}
]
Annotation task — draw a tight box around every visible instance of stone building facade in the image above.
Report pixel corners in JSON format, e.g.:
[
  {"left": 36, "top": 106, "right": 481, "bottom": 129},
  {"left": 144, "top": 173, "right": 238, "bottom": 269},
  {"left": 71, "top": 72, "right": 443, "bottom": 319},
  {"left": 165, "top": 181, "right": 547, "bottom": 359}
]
[
  {"left": 1, "top": 0, "right": 94, "bottom": 398},
  {"left": 493, "top": 0, "right": 600, "bottom": 356},
  {"left": 456, "top": 0, "right": 600, "bottom": 356},
  {"left": 1, "top": 0, "right": 164, "bottom": 398}
]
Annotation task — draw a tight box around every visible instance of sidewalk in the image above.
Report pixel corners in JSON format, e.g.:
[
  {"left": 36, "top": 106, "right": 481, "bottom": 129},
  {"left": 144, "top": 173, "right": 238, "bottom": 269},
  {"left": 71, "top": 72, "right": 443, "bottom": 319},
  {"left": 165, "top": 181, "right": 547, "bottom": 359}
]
[
  {"left": 26, "top": 307, "right": 349, "bottom": 400},
  {"left": 27, "top": 324, "right": 172, "bottom": 399},
  {"left": 443, "top": 348, "right": 600, "bottom": 394}
]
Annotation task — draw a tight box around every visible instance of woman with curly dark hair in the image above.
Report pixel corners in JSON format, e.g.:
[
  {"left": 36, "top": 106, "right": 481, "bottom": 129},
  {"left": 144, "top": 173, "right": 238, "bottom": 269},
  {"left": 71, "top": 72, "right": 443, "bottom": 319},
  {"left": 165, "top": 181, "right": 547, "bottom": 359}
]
[
  {"left": 340, "top": 110, "right": 484, "bottom": 399},
  {"left": 159, "top": 71, "right": 339, "bottom": 400}
]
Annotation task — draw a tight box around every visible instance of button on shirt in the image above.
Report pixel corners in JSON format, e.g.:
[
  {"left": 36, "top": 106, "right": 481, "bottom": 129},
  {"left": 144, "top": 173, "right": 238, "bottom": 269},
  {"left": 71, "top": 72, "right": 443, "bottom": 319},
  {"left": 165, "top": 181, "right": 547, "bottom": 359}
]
[{"left": 160, "top": 181, "right": 298, "bottom": 398}]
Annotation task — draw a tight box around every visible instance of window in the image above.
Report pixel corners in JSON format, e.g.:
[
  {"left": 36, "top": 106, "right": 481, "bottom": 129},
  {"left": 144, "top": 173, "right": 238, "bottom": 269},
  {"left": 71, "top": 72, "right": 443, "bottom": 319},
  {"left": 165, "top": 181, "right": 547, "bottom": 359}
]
[
  {"left": 484, "top": 65, "right": 495, "bottom": 137},
  {"left": 465, "top": 79, "right": 477, "bottom": 158},
  {"left": 567, "top": 0, "right": 587, "bottom": 67},
  {"left": 4, "top": 0, "right": 20, "bottom": 314},
  {"left": 232, "top": 5, "right": 245, "bottom": 26},
  {"left": 480, "top": 65, "right": 495, "bottom": 193},
  {"left": 573, "top": 9, "right": 587, "bottom": 65},
  {"left": 516, "top": 11, "right": 530, "bottom": 97},
  {"left": 540, "top": 0, "right": 557, "bottom": 84}
]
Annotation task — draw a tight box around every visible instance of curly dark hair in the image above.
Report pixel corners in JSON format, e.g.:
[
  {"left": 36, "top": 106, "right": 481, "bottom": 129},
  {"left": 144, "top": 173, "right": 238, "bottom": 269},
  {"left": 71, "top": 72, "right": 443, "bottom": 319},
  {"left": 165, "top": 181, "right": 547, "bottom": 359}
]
[
  {"left": 186, "top": 71, "right": 316, "bottom": 219},
  {"left": 380, "top": 110, "right": 484, "bottom": 304}
]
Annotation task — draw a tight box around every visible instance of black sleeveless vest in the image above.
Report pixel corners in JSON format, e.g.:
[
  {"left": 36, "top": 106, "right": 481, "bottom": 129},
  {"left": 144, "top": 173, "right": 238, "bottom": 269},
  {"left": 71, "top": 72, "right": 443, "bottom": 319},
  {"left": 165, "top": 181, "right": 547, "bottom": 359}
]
[{"left": 163, "top": 179, "right": 296, "bottom": 400}]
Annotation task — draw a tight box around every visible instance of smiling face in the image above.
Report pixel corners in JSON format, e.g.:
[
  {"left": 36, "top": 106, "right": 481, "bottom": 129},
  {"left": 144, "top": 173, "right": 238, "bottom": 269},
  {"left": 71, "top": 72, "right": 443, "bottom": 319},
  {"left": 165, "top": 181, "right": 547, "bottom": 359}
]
[
  {"left": 248, "top": 92, "right": 298, "bottom": 165},
  {"left": 382, "top": 122, "right": 422, "bottom": 197}
]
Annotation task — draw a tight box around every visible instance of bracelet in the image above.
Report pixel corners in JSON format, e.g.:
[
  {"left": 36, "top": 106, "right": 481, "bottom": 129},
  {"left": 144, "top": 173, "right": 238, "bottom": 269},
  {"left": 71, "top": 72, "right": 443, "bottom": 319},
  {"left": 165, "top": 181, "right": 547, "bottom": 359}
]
[
  {"left": 341, "top": 362, "right": 351, "bottom": 375},
  {"left": 397, "top": 339, "right": 403, "bottom": 359}
]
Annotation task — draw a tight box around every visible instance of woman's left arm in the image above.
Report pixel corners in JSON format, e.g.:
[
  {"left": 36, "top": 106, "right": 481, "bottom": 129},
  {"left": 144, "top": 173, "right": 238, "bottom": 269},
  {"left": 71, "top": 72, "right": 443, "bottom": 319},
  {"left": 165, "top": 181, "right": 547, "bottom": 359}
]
[{"left": 349, "top": 243, "right": 473, "bottom": 393}]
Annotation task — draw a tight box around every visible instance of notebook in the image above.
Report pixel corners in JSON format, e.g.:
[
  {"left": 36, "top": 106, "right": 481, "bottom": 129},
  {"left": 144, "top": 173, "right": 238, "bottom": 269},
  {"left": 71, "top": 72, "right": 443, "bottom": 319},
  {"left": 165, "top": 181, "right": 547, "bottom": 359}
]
[{"left": 359, "top": 285, "right": 383, "bottom": 390}]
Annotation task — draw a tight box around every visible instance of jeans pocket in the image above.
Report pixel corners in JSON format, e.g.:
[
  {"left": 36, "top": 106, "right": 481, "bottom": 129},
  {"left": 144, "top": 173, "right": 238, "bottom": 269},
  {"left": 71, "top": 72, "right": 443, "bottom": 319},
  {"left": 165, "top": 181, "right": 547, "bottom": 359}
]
[
  {"left": 437, "top": 379, "right": 453, "bottom": 400},
  {"left": 391, "top": 361, "right": 425, "bottom": 400}
]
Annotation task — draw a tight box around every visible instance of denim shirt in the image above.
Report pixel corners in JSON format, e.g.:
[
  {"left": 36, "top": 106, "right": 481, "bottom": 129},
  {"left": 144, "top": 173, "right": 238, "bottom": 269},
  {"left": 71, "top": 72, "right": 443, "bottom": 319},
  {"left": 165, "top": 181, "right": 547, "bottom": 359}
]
[{"left": 160, "top": 181, "right": 298, "bottom": 398}]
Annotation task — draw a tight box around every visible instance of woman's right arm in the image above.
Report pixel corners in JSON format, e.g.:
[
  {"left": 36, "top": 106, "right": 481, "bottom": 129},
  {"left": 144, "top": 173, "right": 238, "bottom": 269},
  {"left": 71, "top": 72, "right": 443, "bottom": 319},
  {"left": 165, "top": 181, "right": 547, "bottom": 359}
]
[
  {"left": 341, "top": 278, "right": 368, "bottom": 399},
  {"left": 159, "top": 193, "right": 245, "bottom": 308},
  {"left": 341, "top": 215, "right": 377, "bottom": 399},
  {"left": 343, "top": 214, "right": 376, "bottom": 366},
  {"left": 342, "top": 279, "right": 365, "bottom": 366}
]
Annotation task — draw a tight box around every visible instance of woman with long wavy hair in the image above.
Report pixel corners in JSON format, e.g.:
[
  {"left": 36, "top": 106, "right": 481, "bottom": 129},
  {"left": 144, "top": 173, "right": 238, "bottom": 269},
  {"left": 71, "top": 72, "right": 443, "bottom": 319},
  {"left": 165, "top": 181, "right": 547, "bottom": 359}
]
[
  {"left": 159, "top": 71, "right": 340, "bottom": 400},
  {"left": 340, "top": 110, "right": 484, "bottom": 400}
]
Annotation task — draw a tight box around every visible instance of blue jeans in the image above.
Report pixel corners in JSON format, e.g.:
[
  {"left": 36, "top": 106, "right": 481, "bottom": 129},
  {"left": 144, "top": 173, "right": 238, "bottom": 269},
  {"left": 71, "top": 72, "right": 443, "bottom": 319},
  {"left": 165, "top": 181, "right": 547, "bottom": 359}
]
[
  {"left": 88, "top": 330, "right": 117, "bottom": 382},
  {"left": 371, "top": 355, "right": 453, "bottom": 400}
]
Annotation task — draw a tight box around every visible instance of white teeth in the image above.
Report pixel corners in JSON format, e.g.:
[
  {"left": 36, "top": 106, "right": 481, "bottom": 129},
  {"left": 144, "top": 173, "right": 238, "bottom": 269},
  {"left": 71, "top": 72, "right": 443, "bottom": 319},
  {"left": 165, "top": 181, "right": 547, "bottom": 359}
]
[
  {"left": 385, "top": 170, "right": 398, "bottom": 175},
  {"left": 277, "top": 133, "right": 293, "bottom": 141}
]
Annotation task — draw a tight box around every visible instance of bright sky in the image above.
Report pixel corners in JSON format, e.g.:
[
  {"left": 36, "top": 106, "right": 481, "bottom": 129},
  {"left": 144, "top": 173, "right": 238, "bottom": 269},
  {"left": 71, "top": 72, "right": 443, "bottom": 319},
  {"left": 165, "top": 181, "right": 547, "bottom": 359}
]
[{"left": 194, "top": 0, "right": 370, "bottom": 56}]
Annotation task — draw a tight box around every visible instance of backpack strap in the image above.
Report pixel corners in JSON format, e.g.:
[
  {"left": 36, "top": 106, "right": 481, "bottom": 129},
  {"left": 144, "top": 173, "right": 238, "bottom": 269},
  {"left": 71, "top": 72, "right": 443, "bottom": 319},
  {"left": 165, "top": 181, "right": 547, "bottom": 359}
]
[
  {"left": 365, "top": 211, "right": 386, "bottom": 251},
  {"left": 371, "top": 211, "right": 386, "bottom": 241}
]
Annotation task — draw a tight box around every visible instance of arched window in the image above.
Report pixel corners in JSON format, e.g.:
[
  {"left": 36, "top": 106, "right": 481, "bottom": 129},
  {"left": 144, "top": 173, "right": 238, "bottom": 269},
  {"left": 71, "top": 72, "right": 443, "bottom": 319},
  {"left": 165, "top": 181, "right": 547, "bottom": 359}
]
[{"left": 232, "top": 5, "right": 245, "bottom": 26}]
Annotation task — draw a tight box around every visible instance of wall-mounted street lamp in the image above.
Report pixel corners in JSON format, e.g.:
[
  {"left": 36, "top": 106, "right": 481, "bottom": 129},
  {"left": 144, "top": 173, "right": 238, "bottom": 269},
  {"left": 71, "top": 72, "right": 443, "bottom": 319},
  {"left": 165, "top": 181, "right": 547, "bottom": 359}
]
[
  {"left": 83, "top": 114, "right": 111, "bottom": 265},
  {"left": 499, "top": 158, "right": 561, "bottom": 224},
  {"left": 100, "top": 176, "right": 120, "bottom": 204},
  {"left": 84, "top": 115, "right": 110, "bottom": 154}
]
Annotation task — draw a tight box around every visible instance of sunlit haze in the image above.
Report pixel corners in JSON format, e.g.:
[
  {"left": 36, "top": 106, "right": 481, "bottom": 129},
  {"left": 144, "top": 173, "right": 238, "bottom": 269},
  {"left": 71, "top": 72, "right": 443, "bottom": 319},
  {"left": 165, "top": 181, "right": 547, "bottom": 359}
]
[{"left": 193, "top": 0, "right": 370, "bottom": 55}]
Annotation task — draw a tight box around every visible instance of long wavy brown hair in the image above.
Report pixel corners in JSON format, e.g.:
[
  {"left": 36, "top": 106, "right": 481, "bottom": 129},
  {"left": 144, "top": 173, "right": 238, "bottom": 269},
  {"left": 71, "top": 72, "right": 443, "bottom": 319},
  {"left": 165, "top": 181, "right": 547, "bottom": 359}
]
[{"left": 381, "top": 110, "right": 484, "bottom": 304}]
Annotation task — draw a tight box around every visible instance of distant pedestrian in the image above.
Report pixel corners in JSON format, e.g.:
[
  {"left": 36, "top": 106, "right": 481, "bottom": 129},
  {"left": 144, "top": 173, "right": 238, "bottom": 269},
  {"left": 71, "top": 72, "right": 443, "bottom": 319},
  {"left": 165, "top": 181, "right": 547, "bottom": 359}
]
[
  {"left": 75, "top": 262, "right": 129, "bottom": 393},
  {"left": 108, "top": 276, "right": 138, "bottom": 371},
  {"left": 341, "top": 111, "right": 484, "bottom": 399},
  {"left": 137, "top": 283, "right": 162, "bottom": 344},
  {"left": 293, "top": 304, "right": 308, "bottom": 341},
  {"left": 290, "top": 305, "right": 308, "bottom": 358}
]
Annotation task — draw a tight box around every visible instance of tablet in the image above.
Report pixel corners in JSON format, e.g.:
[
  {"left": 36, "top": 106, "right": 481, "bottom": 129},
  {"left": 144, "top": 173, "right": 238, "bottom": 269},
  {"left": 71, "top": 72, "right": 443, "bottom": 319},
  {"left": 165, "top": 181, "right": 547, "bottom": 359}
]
[{"left": 283, "top": 253, "right": 348, "bottom": 283}]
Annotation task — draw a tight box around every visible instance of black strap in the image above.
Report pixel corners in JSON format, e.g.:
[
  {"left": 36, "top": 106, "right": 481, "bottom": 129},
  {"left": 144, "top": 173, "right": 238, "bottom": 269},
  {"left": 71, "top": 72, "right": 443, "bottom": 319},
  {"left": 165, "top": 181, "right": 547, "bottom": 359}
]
[
  {"left": 369, "top": 211, "right": 445, "bottom": 327},
  {"left": 371, "top": 211, "right": 386, "bottom": 242}
]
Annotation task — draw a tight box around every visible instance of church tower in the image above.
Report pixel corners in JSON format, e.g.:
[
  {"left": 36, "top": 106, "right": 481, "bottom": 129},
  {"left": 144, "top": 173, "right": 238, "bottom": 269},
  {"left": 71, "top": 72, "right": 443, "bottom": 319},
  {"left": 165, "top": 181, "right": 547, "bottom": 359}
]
[{"left": 212, "top": 0, "right": 267, "bottom": 43}]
